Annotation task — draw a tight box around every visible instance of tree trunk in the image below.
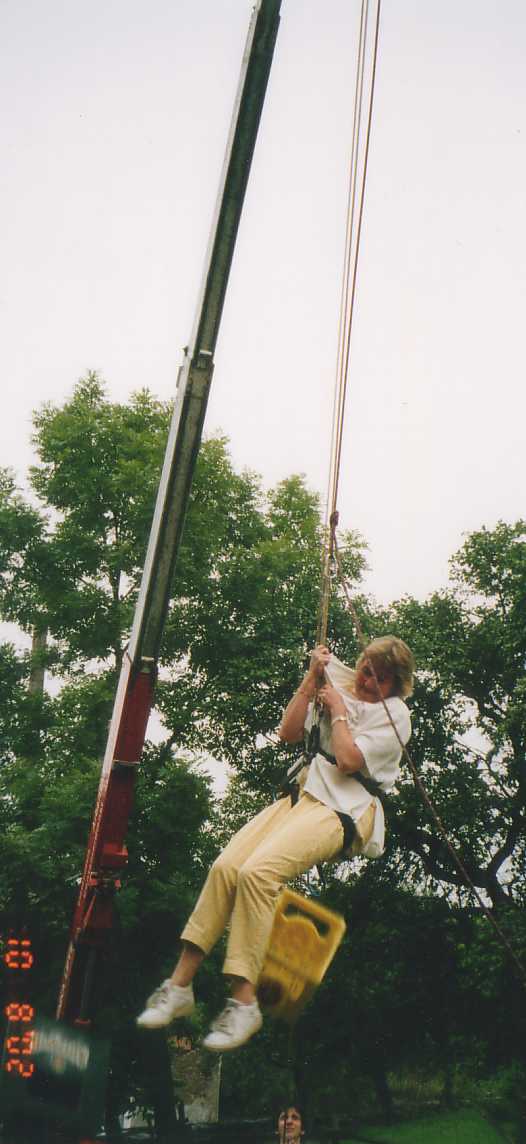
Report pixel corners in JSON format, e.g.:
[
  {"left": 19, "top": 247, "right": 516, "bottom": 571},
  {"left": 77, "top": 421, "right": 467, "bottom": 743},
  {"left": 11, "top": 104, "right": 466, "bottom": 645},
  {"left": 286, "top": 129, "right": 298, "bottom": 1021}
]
[{"left": 28, "top": 625, "right": 48, "bottom": 695}]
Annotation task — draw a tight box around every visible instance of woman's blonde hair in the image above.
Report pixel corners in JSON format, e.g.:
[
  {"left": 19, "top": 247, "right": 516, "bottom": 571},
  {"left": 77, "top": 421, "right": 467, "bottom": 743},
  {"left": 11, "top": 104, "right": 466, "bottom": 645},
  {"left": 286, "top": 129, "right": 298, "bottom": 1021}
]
[{"left": 358, "top": 636, "right": 415, "bottom": 698}]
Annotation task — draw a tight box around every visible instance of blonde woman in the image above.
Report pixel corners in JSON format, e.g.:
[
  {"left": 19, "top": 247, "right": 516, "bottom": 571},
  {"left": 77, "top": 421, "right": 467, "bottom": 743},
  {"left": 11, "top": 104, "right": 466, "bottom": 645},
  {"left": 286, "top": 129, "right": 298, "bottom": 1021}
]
[{"left": 137, "top": 637, "right": 414, "bottom": 1052}]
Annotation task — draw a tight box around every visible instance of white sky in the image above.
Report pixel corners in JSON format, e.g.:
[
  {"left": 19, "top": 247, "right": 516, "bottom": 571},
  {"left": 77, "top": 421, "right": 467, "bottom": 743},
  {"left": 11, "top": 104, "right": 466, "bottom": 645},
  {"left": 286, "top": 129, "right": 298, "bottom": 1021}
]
[{"left": 2, "top": 0, "right": 525, "bottom": 606}]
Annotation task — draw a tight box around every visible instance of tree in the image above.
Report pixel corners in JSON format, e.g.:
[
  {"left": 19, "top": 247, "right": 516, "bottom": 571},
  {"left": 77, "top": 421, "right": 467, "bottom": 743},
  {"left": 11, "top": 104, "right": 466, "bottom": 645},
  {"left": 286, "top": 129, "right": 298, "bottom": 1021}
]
[
  {"left": 384, "top": 522, "right": 526, "bottom": 911},
  {"left": 0, "top": 374, "right": 368, "bottom": 1125},
  {"left": 2, "top": 375, "right": 525, "bottom": 1128}
]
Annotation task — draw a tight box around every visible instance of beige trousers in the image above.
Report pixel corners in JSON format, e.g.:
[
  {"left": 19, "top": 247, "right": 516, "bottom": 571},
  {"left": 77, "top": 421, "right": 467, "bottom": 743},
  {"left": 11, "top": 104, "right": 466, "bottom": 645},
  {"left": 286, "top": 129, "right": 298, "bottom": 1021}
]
[{"left": 181, "top": 792, "right": 375, "bottom": 985}]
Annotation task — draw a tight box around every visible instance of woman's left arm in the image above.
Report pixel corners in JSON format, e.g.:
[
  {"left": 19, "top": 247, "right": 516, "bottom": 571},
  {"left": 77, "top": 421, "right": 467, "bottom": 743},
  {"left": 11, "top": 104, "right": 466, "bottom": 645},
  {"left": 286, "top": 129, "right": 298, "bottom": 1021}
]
[{"left": 318, "top": 683, "right": 365, "bottom": 774}]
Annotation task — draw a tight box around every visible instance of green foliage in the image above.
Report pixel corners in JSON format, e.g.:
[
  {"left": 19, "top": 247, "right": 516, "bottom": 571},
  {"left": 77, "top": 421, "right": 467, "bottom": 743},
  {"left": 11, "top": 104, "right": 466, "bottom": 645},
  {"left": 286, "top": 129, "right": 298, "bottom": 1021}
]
[
  {"left": 1, "top": 376, "right": 526, "bottom": 1128},
  {"left": 28, "top": 372, "right": 171, "bottom": 664},
  {"left": 386, "top": 524, "right": 526, "bottom": 908},
  {"left": 342, "top": 1107, "right": 508, "bottom": 1143},
  {"left": 0, "top": 375, "right": 369, "bottom": 1121},
  {"left": 468, "top": 1062, "right": 526, "bottom": 1142},
  {"left": 0, "top": 469, "right": 47, "bottom": 630}
]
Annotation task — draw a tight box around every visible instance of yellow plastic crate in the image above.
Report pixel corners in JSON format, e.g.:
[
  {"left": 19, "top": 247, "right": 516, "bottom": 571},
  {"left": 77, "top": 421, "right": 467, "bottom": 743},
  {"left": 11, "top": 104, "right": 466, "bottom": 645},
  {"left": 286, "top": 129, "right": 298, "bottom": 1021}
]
[{"left": 257, "top": 888, "right": 346, "bottom": 1022}]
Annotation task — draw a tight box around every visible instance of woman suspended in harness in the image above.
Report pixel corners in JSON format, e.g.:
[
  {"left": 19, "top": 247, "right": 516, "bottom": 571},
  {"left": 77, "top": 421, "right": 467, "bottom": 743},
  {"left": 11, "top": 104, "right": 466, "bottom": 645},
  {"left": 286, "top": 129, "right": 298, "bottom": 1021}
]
[{"left": 137, "top": 636, "right": 415, "bottom": 1051}]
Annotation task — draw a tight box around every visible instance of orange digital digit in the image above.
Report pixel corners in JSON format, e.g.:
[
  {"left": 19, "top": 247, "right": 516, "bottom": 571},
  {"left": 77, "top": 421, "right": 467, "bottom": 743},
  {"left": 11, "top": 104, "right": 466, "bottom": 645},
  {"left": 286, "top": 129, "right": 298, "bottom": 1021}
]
[
  {"left": 5, "top": 939, "right": 21, "bottom": 969},
  {"left": 6, "top": 1058, "right": 35, "bottom": 1077},
  {"left": 4, "top": 936, "right": 34, "bottom": 970},
  {"left": 5, "top": 1002, "right": 35, "bottom": 1022},
  {"left": 11, "top": 1003, "right": 33, "bottom": 1022},
  {"left": 20, "top": 940, "right": 34, "bottom": 970}
]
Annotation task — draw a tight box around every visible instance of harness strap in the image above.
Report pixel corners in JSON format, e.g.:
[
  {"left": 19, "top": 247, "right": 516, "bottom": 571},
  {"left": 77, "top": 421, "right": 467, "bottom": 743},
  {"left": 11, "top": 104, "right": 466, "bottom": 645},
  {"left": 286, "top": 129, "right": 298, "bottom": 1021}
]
[
  {"left": 335, "top": 810, "right": 356, "bottom": 854},
  {"left": 278, "top": 733, "right": 388, "bottom": 857},
  {"left": 278, "top": 719, "right": 321, "bottom": 797},
  {"left": 279, "top": 732, "right": 389, "bottom": 809},
  {"left": 282, "top": 786, "right": 355, "bottom": 855},
  {"left": 315, "top": 744, "right": 389, "bottom": 808}
]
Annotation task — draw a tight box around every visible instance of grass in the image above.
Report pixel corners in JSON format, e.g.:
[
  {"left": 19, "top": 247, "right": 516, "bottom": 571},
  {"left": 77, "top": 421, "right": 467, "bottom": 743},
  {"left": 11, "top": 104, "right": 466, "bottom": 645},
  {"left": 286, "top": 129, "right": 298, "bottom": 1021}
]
[{"left": 342, "top": 1107, "right": 509, "bottom": 1143}]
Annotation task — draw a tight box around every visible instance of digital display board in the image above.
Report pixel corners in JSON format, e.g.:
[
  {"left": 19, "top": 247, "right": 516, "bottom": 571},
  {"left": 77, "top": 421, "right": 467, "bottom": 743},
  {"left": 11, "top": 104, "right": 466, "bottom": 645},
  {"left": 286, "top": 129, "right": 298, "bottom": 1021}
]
[{"left": 1, "top": 932, "right": 109, "bottom": 1140}]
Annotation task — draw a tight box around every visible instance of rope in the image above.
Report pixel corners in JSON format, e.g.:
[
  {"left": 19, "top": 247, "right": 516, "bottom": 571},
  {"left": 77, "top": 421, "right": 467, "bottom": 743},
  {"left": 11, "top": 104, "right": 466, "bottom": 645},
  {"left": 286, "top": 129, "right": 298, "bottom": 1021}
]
[
  {"left": 302, "top": 0, "right": 525, "bottom": 992},
  {"left": 317, "top": 0, "right": 382, "bottom": 646},
  {"left": 331, "top": 525, "right": 526, "bottom": 989}
]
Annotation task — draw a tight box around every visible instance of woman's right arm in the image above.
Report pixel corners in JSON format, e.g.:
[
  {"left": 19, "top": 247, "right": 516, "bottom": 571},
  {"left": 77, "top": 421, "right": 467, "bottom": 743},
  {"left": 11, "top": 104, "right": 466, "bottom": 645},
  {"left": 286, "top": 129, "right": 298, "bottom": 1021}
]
[{"left": 278, "top": 646, "right": 330, "bottom": 743}]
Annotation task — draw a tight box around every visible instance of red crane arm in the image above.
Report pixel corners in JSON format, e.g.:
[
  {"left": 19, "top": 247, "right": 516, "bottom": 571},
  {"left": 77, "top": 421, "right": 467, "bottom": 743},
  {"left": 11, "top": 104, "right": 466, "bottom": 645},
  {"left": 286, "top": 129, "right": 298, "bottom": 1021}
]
[{"left": 57, "top": 0, "right": 282, "bottom": 1024}]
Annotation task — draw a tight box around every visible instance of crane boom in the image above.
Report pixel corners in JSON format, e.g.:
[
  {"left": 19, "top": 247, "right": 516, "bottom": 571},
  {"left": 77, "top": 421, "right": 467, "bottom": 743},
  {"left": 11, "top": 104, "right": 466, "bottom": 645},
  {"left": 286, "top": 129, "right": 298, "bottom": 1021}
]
[{"left": 57, "top": 0, "right": 282, "bottom": 1023}]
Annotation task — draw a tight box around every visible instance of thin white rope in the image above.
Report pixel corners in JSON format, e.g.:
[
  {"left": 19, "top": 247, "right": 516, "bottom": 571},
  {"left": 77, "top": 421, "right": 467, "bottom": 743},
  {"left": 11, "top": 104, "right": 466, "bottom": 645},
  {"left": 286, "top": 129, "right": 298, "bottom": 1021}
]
[{"left": 318, "top": 0, "right": 382, "bottom": 646}]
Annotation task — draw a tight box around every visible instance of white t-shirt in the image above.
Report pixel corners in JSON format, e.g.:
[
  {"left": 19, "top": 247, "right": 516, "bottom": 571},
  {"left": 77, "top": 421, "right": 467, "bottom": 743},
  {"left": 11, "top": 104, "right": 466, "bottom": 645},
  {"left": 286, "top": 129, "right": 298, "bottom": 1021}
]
[{"left": 302, "top": 655, "right": 411, "bottom": 855}]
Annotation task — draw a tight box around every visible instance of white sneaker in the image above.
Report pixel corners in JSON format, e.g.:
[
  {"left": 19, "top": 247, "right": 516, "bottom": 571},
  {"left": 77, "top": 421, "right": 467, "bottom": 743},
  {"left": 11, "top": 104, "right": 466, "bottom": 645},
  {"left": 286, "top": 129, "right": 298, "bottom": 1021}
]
[
  {"left": 202, "top": 999, "right": 262, "bottom": 1052},
  {"left": 136, "top": 980, "right": 194, "bottom": 1029}
]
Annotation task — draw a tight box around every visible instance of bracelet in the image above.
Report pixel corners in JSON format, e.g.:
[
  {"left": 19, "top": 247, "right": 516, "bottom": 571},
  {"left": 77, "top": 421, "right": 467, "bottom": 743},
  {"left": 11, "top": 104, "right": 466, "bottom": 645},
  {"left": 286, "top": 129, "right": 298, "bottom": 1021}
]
[{"left": 331, "top": 715, "right": 348, "bottom": 727}]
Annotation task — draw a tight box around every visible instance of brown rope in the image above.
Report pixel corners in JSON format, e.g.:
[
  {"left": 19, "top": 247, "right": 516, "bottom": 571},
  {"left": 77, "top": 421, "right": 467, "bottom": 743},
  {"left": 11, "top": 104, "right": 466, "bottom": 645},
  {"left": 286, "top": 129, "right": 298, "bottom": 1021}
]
[
  {"left": 318, "top": 0, "right": 382, "bottom": 646},
  {"left": 331, "top": 525, "right": 526, "bottom": 989}
]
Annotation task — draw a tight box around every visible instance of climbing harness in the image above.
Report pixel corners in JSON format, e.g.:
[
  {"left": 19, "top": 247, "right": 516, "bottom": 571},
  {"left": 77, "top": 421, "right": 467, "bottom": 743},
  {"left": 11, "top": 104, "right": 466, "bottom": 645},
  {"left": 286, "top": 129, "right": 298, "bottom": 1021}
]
[{"left": 280, "top": 726, "right": 384, "bottom": 854}]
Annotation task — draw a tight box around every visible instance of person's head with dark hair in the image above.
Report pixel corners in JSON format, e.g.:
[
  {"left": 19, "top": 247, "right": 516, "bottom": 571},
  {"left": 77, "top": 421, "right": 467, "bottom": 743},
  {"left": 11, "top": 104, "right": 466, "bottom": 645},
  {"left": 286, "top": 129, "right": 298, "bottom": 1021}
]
[{"left": 276, "top": 1104, "right": 305, "bottom": 1142}]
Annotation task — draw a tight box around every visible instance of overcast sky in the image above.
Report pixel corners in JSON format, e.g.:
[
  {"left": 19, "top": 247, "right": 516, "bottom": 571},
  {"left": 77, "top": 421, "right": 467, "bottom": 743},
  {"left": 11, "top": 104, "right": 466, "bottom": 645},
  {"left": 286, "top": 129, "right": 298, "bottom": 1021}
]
[{"left": 2, "top": 0, "right": 525, "bottom": 607}]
